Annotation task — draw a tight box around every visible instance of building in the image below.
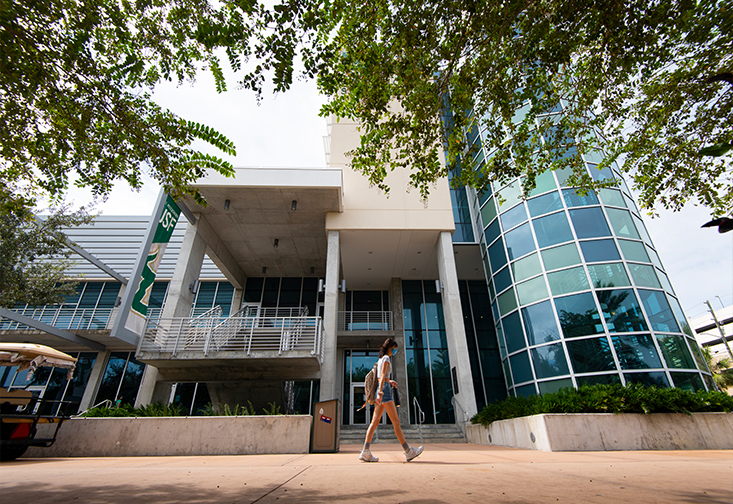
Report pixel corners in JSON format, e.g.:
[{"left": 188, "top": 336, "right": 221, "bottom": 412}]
[
  {"left": 691, "top": 304, "right": 733, "bottom": 393},
  {"left": 0, "top": 114, "right": 714, "bottom": 427}
]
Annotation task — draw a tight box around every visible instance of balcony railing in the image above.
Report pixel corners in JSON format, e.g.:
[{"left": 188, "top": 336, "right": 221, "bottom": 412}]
[
  {"left": 138, "top": 312, "right": 323, "bottom": 361},
  {"left": 0, "top": 306, "right": 117, "bottom": 331},
  {"left": 338, "top": 311, "right": 393, "bottom": 331}
]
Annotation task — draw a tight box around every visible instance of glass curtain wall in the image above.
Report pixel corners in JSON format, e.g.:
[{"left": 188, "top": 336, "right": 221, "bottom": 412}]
[
  {"left": 243, "top": 277, "right": 319, "bottom": 315},
  {"left": 464, "top": 103, "right": 713, "bottom": 396},
  {"left": 94, "top": 352, "right": 146, "bottom": 405}
]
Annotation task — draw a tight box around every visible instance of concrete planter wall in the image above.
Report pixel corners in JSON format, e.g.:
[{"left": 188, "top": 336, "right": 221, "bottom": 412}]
[
  {"left": 24, "top": 415, "right": 313, "bottom": 458},
  {"left": 466, "top": 412, "right": 733, "bottom": 452}
]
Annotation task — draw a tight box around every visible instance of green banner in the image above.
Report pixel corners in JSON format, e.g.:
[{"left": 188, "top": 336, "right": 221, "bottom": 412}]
[{"left": 124, "top": 196, "right": 181, "bottom": 335}]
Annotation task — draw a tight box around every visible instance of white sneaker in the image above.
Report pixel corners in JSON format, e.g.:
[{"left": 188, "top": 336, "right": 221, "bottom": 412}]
[
  {"left": 405, "top": 445, "right": 423, "bottom": 462},
  {"left": 359, "top": 450, "right": 379, "bottom": 462}
]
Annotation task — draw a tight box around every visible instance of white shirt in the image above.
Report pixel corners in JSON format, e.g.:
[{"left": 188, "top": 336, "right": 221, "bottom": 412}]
[{"left": 377, "top": 355, "right": 392, "bottom": 381}]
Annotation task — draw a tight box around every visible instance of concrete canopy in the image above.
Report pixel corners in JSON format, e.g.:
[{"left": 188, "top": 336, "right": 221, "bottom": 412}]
[{"left": 183, "top": 168, "right": 343, "bottom": 279}]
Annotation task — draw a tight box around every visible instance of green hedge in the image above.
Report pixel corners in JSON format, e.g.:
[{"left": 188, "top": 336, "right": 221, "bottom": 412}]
[
  {"left": 81, "top": 402, "right": 184, "bottom": 417},
  {"left": 471, "top": 384, "right": 733, "bottom": 427}
]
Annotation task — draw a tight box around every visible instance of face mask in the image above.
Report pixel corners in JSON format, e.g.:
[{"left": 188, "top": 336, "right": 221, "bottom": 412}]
[{"left": 392, "top": 348, "right": 398, "bottom": 356}]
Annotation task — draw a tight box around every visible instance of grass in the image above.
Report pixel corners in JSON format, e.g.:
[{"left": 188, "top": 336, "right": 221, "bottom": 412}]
[{"left": 471, "top": 383, "right": 733, "bottom": 426}]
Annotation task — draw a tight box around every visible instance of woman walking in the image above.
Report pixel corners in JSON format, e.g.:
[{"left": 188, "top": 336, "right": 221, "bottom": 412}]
[{"left": 359, "top": 337, "right": 423, "bottom": 462}]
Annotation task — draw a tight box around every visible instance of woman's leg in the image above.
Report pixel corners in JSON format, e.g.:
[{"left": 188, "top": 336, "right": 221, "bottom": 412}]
[
  {"left": 364, "top": 403, "right": 384, "bottom": 444},
  {"left": 383, "top": 401, "right": 407, "bottom": 445}
]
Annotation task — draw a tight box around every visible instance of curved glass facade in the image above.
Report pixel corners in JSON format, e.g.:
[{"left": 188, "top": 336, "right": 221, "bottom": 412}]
[{"left": 463, "top": 127, "right": 713, "bottom": 397}]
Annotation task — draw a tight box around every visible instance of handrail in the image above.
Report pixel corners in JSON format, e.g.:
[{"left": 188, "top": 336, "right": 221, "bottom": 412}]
[
  {"left": 451, "top": 396, "right": 469, "bottom": 437},
  {"left": 72, "top": 399, "right": 113, "bottom": 418},
  {"left": 412, "top": 397, "right": 426, "bottom": 440},
  {"left": 338, "top": 311, "right": 393, "bottom": 331}
]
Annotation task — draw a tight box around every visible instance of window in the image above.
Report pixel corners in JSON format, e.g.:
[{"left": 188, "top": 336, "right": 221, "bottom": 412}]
[
  {"left": 618, "top": 239, "right": 650, "bottom": 263},
  {"left": 504, "top": 223, "right": 536, "bottom": 260},
  {"left": 500, "top": 203, "right": 528, "bottom": 230},
  {"left": 509, "top": 351, "right": 534, "bottom": 384},
  {"left": 606, "top": 208, "right": 640, "bottom": 239},
  {"left": 569, "top": 208, "right": 611, "bottom": 239},
  {"left": 511, "top": 253, "right": 542, "bottom": 282},
  {"left": 533, "top": 212, "right": 574, "bottom": 248},
  {"left": 566, "top": 337, "right": 617, "bottom": 373},
  {"left": 612, "top": 334, "right": 662, "bottom": 369},
  {"left": 522, "top": 300, "right": 560, "bottom": 345},
  {"left": 488, "top": 237, "right": 508, "bottom": 273},
  {"left": 516, "top": 276, "right": 549, "bottom": 306},
  {"left": 547, "top": 266, "right": 590, "bottom": 296},
  {"left": 531, "top": 343, "right": 570, "bottom": 379},
  {"left": 554, "top": 292, "right": 604, "bottom": 338},
  {"left": 503, "top": 311, "right": 526, "bottom": 353},
  {"left": 586, "top": 263, "right": 630, "bottom": 289},
  {"left": 628, "top": 264, "right": 661, "bottom": 289},
  {"left": 596, "top": 289, "right": 647, "bottom": 333},
  {"left": 527, "top": 191, "right": 563, "bottom": 217},
  {"left": 562, "top": 188, "right": 599, "bottom": 207},
  {"left": 580, "top": 239, "right": 621, "bottom": 262},
  {"left": 541, "top": 243, "right": 581, "bottom": 271},
  {"left": 655, "top": 334, "right": 696, "bottom": 370},
  {"left": 638, "top": 289, "right": 680, "bottom": 333}
]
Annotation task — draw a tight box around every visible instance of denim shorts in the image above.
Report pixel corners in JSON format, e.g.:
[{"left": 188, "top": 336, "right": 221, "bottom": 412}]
[{"left": 376, "top": 382, "right": 393, "bottom": 403}]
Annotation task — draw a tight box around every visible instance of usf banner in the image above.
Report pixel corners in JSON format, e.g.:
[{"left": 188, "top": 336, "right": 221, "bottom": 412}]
[{"left": 124, "top": 196, "right": 181, "bottom": 336}]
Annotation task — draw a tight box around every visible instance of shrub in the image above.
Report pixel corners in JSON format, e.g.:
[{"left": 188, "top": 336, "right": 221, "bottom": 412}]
[
  {"left": 471, "top": 384, "right": 733, "bottom": 426},
  {"left": 202, "top": 401, "right": 257, "bottom": 416},
  {"left": 80, "top": 401, "right": 184, "bottom": 417}
]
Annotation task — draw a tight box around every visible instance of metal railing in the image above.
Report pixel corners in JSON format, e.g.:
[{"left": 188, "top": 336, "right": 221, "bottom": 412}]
[
  {"left": 451, "top": 396, "right": 469, "bottom": 437},
  {"left": 338, "top": 311, "right": 393, "bottom": 331},
  {"left": 139, "top": 313, "right": 323, "bottom": 360},
  {"left": 413, "top": 397, "right": 426, "bottom": 440},
  {"left": 0, "top": 306, "right": 117, "bottom": 331}
]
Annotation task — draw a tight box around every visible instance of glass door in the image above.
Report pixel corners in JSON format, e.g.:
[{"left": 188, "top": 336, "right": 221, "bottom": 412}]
[{"left": 350, "top": 383, "right": 368, "bottom": 424}]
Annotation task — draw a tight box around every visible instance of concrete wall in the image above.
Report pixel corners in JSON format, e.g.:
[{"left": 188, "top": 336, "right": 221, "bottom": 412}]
[
  {"left": 25, "top": 415, "right": 313, "bottom": 457},
  {"left": 466, "top": 413, "right": 733, "bottom": 452}
]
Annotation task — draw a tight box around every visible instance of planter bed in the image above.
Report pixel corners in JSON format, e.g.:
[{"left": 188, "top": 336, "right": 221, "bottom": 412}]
[
  {"left": 23, "top": 415, "right": 313, "bottom": 457},
  {"left": 466, "top": 412, "right": 733, "bottom": 452}
]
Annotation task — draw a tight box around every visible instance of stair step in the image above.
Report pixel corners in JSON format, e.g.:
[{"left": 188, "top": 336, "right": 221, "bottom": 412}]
[{"left": 339, "top": 424, "right": 467, "bottom": 444}]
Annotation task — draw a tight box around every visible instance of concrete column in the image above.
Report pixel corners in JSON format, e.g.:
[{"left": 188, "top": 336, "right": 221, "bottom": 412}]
[
  {"left": 320, "top": 230, "right": 340, "bottom": 401},
  {"left": 436, "top": 231, "right": 478, "bottom": 420},
  {"left": 231, "top": 288, "right": 243, "bottom": 315},
  {"left": 136, "top": 216, "right": 207, "bottom": 407},
  {"left": 78, "top": 350, "right": 110, "bottom": 412},
  {"left": 390, "top": 278, "right": 409, "bottom": 425}
]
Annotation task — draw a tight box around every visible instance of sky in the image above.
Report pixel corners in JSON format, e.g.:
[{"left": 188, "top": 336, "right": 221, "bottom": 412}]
[{"left": 58, "top": 71, "right": 733, "bottom": 322}]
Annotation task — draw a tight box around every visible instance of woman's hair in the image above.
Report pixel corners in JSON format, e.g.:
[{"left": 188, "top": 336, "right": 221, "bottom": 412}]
[{"left": 379, "top": 337, "right": 398, "bottom": 358}]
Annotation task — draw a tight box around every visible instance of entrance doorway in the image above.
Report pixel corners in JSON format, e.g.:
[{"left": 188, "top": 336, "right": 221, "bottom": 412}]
[{"left": 343, "top": 349, "right": 388, "bottom": 426}]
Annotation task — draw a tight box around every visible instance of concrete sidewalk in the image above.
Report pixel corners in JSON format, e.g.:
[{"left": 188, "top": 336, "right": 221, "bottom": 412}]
[{"left": 2, "top": 444, "right": 732, "bottom": 503}]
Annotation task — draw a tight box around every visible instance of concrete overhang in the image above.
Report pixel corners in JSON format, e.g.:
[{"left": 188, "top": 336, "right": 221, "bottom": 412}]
[{"left": 183, "top": 168, "right": 343, "bottom": 279}]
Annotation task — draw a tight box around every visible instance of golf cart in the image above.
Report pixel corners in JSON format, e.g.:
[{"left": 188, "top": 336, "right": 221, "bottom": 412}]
[{"left": 0, "top": 343, "right": 77, "bottom": 461}]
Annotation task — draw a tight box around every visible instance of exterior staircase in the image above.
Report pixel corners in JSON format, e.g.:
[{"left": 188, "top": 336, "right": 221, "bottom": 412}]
[{"left": 339, "top": 424, "right": 467, "bottom": 444}]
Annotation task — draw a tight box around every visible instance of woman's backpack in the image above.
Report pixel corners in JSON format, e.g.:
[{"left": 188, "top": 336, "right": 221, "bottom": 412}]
[{"left": 356, "top": 361, "right": 379, "bottom": 411}]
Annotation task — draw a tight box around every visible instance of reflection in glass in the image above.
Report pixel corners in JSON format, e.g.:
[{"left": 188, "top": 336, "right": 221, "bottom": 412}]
[
  {"left": 494, "top": 266, "right": 513, "bottom": 294},
  {"left": 531, "top": 343, "right": 570, "bottom": 379},
  {"left": 576, "top": 374, "right": 621, "bottom": 387},
  {"left": 522, "top": 300, "right": 560, "bottom": 345},
  {"left": 511, "top": 253, "right": 543, "bottom": 282},
  {"left": 538, "top": 378, "right": 574, "bottom": 395},
  {"left": 509, "top": 351, "right": 534, "bottom": 384},
  {"left": 488, "top": 237, "right": 508, "bottom": 273},
  {"left": 497, "top": 288, "right": 518, "bottom": 316},
  {"left": 528, "top": 170, "right": 557, "bottom": 197},
  {"left": 597, "top": 289, "right": 647, "bottom": 332},
  {"left": 580, "top": 240, "right": 621, "bottom": 262},
  {"left": 554, "top": 292, "right": 604, "bottom": 338},
  {"left": 516, "top": 276, "right": 549, "bottom": 306},
  {"left": 515, "top": 383, "right": 537, "bottom": 397},
  {"left": 655, "top": 334, "right": 696, "bottom": 369},
  {"left": 667, "top": 295, "right": 693, "bottom": 336},
  {"left": 485, "top": 218, "right": 501, "bottom": 245},
  {"left": 533, "top": 212, "right": 574, "bottom": 248},
  {"left": 547, "top": 266, "right": 590, "bottom": 295},
  {"left": 480, "top": 198, "right": 498, "bottom": 228},
  {"left": 612, "top": 334, "right": 662, "bottom": 369},
  {"left": 606, "top": 208, "right": 640, "bottom": 239},
  {"left": 562, "top": 188, "right": 599, "bottom": 207},
  {"left": 628, "top": 264, "right": 661, "bottom": 288},
  {"left": 501, "top": 204, "right": 528, "bottom": 230},
  {"left": 638, "top": 289, "right": 679, "bottom": 333},
  {"left": 505, "top": 223, "right": 536, "bottom": 260},
  {"left": 623, "top": 372, "right": 669, "bottom": 388},
  {"left": 670, "top": 372, "right": 705, "bottom": 392},
  {"left": 566, "top": 337, "right": 617, "bottom": 373},
  {"left": 527, "top": 192, "right": 563, "bottom": 217},
  {"left": 503, "top": 311, "right": 526, "bottom": 353},
  {"left": 618, "top": 239, "right": 650, "bottom": 263},
  {"left": 599, "top": 188, "right": 626, "bottom": 207},
  {"left": 541, "top": 243, "right": 581, "bottom": 271},
  {"left": 569, "top": 208, "right": 612, "bottom": 239},
  {"left": 586, "top": 263, "right": 630, "bottom": 288}
]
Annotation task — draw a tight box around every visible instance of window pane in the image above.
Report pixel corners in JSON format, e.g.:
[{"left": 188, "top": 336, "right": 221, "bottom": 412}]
[
  {"left": 554, "top": 292, "right": 604, "bottom": 338},
  {"left": 94, "top": 352, "right": 128, "bottom": 404},
  {"left": 587, "top": 263, "right": 631, "bottom": 289},
  {"left": 533, "top": 212, "right": 574, "bottom": 248},
  {"left": 618, "top": 239, "right": 650, "bottom": 263},
  {"left": 530, "top": 342, "right": 569, "bottom": 380},
  {"left": 670, "top": 372, "right": 705, "bottom": 391},
  {"left": 488, "top": 237, "right": 508, "bottom": 273},
  {"left": 628, "top": 264, "right": 661, "bottom": 288},
  {"left": 501, "top": 204, "right": 528, "bottom": 230},
  {"left": 498, "top": 288, "right": 518, "bottom": 316},
  {"left": 657, "top": 270, "right": 675, "bottom": 294},
  {"left": 522, "top": 300, "right": 561, "bottom": 345},
  {"left": 655, "top": 334, "right": 696, "bottom": 369},
  {"left": 494, "top": 266, "right": 513, "bottom": 294},
  {"left": 569, "top": 208, "right": 611, "bottom": 239},
  {"left": 480, "top": 198, "right": 498, "bottom": 227},
  {"left": 515, "top": 383, "right": 537, "bottom": 397},
  {"left": 498, "top": 180, "right": 523, "bottom": 210},
  {"left": 566, "top": 337, "right": 617, "bottom": 373},
  {"left": 538, "top": 378, "right": 574, "bottom": 395},
  {"left": 527, "top": 192, "right": 562, "bottom": 217},
  {"left": 541, "top": 243, "right": 581, "bottom": 270},
  {"left": 667, "top": 295, "right": 693, "bottom": 336},
  {"left": 562, "top": 188, "right": 599, "bottom": 207},
  {"left": 597, "top": 289, "right": 647, "bottom": 332},
  {"left": 606, "top": 208, "right": 640, "bottom": 239},
  {"left": 511, "top": 253, "right": 542, "bottom": 282},
  {"left": 632, "top": 214, "right": 653, "bottom": 244},
  {"left": 528, "top": 170, "right": 557, "bottom": 197},
  {"left": 119, "top": 357, "right": 145, "bottom": 404},
  {"left": 516, "top": 276, "right": 549, "bottom": 306},
  {"left": 503, "top": 311, "right": 526, "bottom": 353},
  {"left": 576, "top": 373, "right": 621, "bottom": 387},
  {"left": 580, "top": 239, "right": 621, "bottom": 263},
  {"left": 547, "top": 266, "right": 590, "bottom": 295},
  {"left": 504, "top": 223, "right": 536, "bottom": 260},
  {"left": 509, "top": 351, "right": 534, "bottom": 384},
  {"left": 637, "top": 289, "right": 680, "bottom": 332},
  {"left": 484, "top": 218, "right": 501, "bottom": 245},
  {"left": 612, "top": 334, "right": 662, "bottom": 369},
  {"left": 645, "top": 245, "right": 663, "bottom": 269},
  {"left": 599, "top": 188, "right": 626, "bottom": 207},
  {"left": 624, "top": 372, "right": 669, "bottom": 388}
]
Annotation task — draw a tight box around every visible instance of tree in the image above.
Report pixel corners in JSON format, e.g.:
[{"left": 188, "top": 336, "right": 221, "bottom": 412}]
[
  {"left": 211, "top": 0, "right": 731, "bottom": 215},
  {"left": 0, "top": 196, "right": 92, "bottom": 308},
  {"left": 703, "top": 347, "right": 733, "bottom": 392}
]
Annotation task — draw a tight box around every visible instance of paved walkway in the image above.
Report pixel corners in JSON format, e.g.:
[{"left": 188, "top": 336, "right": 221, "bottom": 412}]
[{"left": 2, "top": 444, "right": 732, "bottom": 503}]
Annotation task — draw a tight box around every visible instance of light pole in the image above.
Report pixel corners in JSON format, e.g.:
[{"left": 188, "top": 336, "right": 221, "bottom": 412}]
[{"left": 705, "top": 300, "right": 733, "bottom": 362}]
